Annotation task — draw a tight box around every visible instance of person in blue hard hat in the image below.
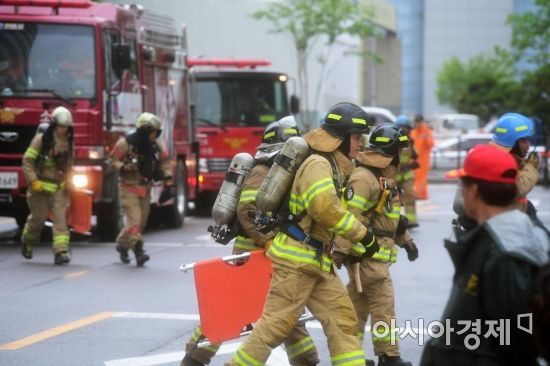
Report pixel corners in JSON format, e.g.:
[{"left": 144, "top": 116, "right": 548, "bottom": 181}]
[
  {"left": 395, "top": 115, "right": 419, "bottom": 228},
  {"left": 489, "top": 113, "right": 539, "bottom": 212}
]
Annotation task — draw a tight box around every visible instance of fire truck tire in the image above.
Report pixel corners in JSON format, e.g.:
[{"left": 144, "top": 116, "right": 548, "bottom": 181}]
[
  {"left": 97, "top": 191, "right": 124, "bottom": 242},
  {"left": 163, "top": 159, "right": 187, "bottom": 228},
  {"left": 195, "top": 192, "right": 216, "bottom": 216}
]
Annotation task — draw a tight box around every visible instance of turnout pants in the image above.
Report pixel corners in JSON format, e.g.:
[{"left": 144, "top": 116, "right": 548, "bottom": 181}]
[
  {"left": 116, "top": 186, "right": 150, "bottom": 250},
  {"left": 398, "top": 178, "right": 417, "bottom": 224},
  {"left": 22, "top": 188, "right": 70, "bottom": 254},
  {"left": 346, "top": 259, "right": 400, "bottom": 357},
  {"left": 226, "top": 264, "right": 364, "bottom": 366},
  {"left": 185, "top": 323, "right": 318, "bottom": 366}
]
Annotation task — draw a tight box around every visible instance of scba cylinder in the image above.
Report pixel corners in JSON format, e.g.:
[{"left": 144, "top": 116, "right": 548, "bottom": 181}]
[
  {"left": 256, "top": 136, "right": 310, "bottom": 213},
  {"left": 211, "top": 153, "right": 255, "bottom": 232}
]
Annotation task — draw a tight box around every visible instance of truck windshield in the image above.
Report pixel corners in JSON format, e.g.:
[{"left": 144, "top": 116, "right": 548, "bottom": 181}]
[
  {"left": 0, "top": 23, "right": 95, "bottom": 99},
  {"left": 196, "top": 78, "right": 287, "bottom": 126}
]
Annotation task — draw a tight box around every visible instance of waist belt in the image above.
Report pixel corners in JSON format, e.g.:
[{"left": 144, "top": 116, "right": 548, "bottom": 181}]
[
  {"left": 282, "top": 223, "right": 325, "bottom": 258},
  {"left": 372, "top": 228, "right": 394, "bottom": 238}
]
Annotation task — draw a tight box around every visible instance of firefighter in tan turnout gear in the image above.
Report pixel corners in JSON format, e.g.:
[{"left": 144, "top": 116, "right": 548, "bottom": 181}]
[
  {"left": 226, "top": 102, "right": 381, "bottom": 366},
  {"left": 182, "top": 117, "right": 320, "bottom": 366},
  {"left": 21, "top": 106, "right": 74, "bottom": 265},
  {"left": 452, "top": 112, "right": 541, "bottom": 228},
  {"left": 334, "top": 125, "right": 418, "bottom": 366},
  {"left": 109, "top": 112, "right": 172, "bottom": 266},
  {"left": 489, "top": 113, "right": 539, "bottom": 212},
  {"left": 394, "top": 115, "right": 419, "bottom": 228}
]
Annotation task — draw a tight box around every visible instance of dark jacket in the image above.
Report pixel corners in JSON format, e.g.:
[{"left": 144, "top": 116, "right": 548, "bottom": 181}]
[{"left": 420, "top": 210, "right": 549, "bottom": 366}]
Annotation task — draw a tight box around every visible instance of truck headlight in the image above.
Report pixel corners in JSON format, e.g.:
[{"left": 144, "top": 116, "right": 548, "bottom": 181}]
[{"left": 72, "top": 174, "right": 89, "bottom": 188}]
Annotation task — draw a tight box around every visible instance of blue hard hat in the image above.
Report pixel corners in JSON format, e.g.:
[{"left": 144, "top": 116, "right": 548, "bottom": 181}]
[
  {"left": 492, "top": 113, "right": 534, "bottom": 148},
  {"left": 395, "top": 114, "right": 412, "bottom": 128}
]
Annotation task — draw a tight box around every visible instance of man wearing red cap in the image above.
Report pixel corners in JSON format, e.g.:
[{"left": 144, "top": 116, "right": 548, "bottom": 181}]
[{"left": 420, "top": 145, "right": 549, "bottom": 366}]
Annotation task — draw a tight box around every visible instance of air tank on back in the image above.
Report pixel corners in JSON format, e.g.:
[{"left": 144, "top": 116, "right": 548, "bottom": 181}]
[
  {"left": 210, "top": 152, "right": 254, "bottom": 244},
  {"left": 256, "top": 136, "right": 310, "bottom": 214}
]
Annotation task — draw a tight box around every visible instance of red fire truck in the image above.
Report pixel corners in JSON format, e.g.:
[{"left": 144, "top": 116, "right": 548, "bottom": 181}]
[
  {"left": 188, "top": 58, "right": 299, "bottom": 212},
  {"left": 0, "top": 0, "right": 198, "bottom": 240}
]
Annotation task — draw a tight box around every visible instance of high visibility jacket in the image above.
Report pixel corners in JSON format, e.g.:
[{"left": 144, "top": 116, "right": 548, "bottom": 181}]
[
  {"left": 234, "top": 163, "right": 275, "bottom": 252},
  {"left": 266, "top": 150, "right": 367, "bottom": 274},
  {"left": 109, "top": 138, "right": 171, "bottom": 197},
  {"left": 410, "top": 122, "right": 434, "bottom": 154},
  {"left": 23, "top": 132, "right": 72, "bottom": 193},
  {"left": 335, "top": 150, "right": 411, "bottom": 263}
]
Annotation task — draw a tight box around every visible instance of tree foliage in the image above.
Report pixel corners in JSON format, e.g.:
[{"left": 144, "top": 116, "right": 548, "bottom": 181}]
[
  {"left": 436, "top": 52, "right": 520, "bottom": 122},
  {"left": 253, "top": 0, "right": 377, "bottom": 124},
  {"left": 508, "top": 0, "right": 550, "bottom": 67},
  {"left": 437, "top": 0, "right": 550, "bottom": 124}
]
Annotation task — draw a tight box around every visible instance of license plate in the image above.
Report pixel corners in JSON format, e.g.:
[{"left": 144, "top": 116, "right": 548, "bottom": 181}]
[{"left": 0, "top": 172, "right": 18, "bottom": 189}]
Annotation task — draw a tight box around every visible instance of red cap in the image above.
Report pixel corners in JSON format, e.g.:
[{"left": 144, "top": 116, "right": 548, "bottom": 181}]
[{"left": 446, "top": 144, "right": 517, "bottom": 183}]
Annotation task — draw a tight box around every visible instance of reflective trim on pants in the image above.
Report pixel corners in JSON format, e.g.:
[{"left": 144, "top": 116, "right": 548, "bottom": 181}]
[
  {"left": 233, "top": 348, "right": 265, "bottom": 366},
  {"left": 285, "top": 335, "right": 315, "bottom": 361},
  {"left": 331, "top": 350, "right": 366, "bottom": 365}
]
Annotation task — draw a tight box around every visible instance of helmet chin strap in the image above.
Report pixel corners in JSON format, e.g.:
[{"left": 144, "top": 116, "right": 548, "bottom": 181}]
[{"left": 338, "top": 135, "right": 351, "bottom": 156}]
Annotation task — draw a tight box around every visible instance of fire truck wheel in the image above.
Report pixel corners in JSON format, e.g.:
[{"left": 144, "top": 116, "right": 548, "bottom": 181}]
[
  {"left": 163, "top": 159, "right": 187, "bottom": 228},
  {"left": 97, "top": 190, "right": 124, "bottom": 242}
]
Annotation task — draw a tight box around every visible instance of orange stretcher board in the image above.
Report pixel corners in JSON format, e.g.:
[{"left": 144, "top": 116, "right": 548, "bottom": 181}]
[
  {"left": 67, "top": 189, "right": 92, "bottom": 234},
  {"left": 192, "top": 251, "right": 273, "bottom": 344}
]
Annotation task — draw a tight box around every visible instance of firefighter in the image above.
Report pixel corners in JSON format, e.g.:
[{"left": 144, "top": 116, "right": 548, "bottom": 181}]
[
  {"left": 109, "top": 112, "right": 172, "bottom": 266},
  {"left": 226, "top": 102, "right": 381, "bottom": 366},
  {"left": 21, "top": 106, "right": 74, "bottom": 265},
  {"left": 489, "top": 113, "right": 539, "bottom": 212},
  {"left": 410, "top": 115, "right": 433, "bottom": 200},
  {"left": 333, "top": 124, "right": 417, "bottom": 366},
  {"left": 182, "top": 117, "right": 320, "bottom": 366},
  {"left": 395, "top": 115, "right": 419, "bottom": 228},
  {"left": 453, "top": 113, "right": 540, "bottom": 227}
]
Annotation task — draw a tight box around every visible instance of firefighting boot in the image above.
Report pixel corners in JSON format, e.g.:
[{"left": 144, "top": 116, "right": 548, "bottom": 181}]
[
  {"left": 133, "top": 241, "right": 150, "bottom": 266},
  {"left": 54, "top": 251, "right": 71, "bottom": 265},
  {"left": 116, "top": 245, "right": 131, "bottom": 264},
  {"left": 21, "top": 242, "right": 33, "bottom": 260},
  {"left": 181, "top": 354, "right": 205, "bottom": 366},
  {"left": 378, "top": 355, "right": 412, "bottom": 366}
]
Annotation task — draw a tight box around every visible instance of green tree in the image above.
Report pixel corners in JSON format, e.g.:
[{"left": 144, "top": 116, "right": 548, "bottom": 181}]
[
  {"left": 508, "top": 0, "right": 550, "bottom": 67},
  {"left": 253, "top": 0, "right": 378, "bottom": 125},
  {"left": 436, "top": 52, "right": 520, "bottom": 122}
]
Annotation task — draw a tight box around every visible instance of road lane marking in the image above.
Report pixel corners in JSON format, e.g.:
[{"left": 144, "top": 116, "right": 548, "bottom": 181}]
[
  {"left": 64, "top": 271, "right": 87, "bottom": 279},
  {"left": 113, "top": 312, "right": 200, "bottom": 321},
  {"left": 146, "top": 243, "right": 184, "bottom": 247},
  {"left": 0, "top": 311, "right": 118, "bottom": 350},
  {"left": 104, "top": 342, "right": 290, "bottom": 366},
  {"left": 416, "top": 204, "right": 439, "bottom": 211}
]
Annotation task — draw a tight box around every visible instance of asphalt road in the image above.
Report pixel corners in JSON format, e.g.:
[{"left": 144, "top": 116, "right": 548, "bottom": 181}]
[{"left": 1, "top": 183, "right": 549, "bottom": 366}]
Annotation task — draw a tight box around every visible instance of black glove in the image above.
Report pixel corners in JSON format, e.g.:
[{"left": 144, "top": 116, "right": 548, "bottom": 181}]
[
  {"left": 360, "top": 231, "right": 380, "bottom": 258},
  {"left": 404, "top": 240, "right": 419, "bottom": 261}
]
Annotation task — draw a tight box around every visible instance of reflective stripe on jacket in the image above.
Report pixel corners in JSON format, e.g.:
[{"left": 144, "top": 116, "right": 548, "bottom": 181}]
[{"left": 267, "top": 151, "right": 367, "bottom": 274}]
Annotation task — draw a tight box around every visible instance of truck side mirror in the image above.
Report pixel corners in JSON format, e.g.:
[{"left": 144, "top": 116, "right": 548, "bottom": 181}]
[
  {"left": 111, "top": 44, "right": 131, "bottom": 76},
  {"left": 290, "top": 95, "right": 300, "bottom": 115}
]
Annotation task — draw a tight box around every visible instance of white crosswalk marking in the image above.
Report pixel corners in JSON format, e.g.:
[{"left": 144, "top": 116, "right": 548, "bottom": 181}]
[{"left": 104, "top": 342, "right": 290, "bottom": 366}]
